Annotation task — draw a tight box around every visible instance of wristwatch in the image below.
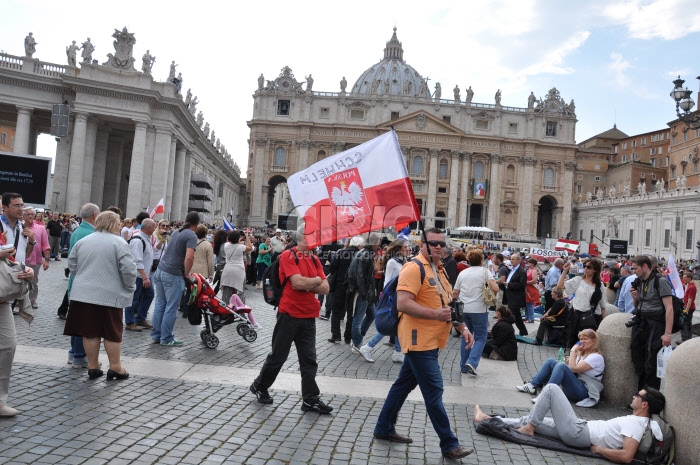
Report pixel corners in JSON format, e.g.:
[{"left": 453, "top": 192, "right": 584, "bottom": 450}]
[{"left": 29, "top": 241, "right": 36, "bottom": 245}]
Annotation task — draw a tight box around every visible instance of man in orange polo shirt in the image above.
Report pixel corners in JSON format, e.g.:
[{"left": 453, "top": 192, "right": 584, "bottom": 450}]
[{"left": 373, "top": 228, "right": 475, "bottom": 460}]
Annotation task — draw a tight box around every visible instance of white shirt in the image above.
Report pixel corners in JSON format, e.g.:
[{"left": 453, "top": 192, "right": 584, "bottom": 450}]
[
  {"left": 577, "top": 352, "right": 605, "bottom": 379},
  {"left": 454, "top": 266, "right": 494, "bottom": 313},
  {"left": 587, "top": 415, "right": 648, "bottom": 450},
  {"left": 564, "top": 276, "right": 607, "bottom": 315},
  {"left": 1, "top": 216, "right": 28, "bottom": 263}
]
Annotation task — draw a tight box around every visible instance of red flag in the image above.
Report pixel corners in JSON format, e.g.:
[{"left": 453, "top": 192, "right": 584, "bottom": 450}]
[
  {"left": 555, "top": 239, "right": 579, "bottom": 254},
  {"left": 287, "top": 131, "right": 420, "bottom": 248},
  {"left": 150, "top": 198, "right": 164, "bottom": 219}
]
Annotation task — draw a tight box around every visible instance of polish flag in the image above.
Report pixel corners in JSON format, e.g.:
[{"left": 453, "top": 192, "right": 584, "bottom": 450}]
[
  {"left": 555, "top": 239, "right": 579, "bottom": 254},
  {"left": 150, "top": 198, "right": 164, "bottom": 218},
  {"left": 287, "top": 131, "right": 420, "bottom": 248}
]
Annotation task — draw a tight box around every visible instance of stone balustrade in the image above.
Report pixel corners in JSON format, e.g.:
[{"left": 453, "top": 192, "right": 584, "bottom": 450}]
[{"left": 0, "top": 52, "right": 22, "bottom": 70}]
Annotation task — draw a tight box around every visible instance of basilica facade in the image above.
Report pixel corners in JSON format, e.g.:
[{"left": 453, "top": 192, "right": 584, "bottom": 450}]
[{"left": 246, "top": 29, "right": 578, "bottom": 239}]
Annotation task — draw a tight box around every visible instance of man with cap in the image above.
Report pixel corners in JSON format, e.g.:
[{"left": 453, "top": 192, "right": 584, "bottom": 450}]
[{"left": 270, "top": 229, "right": 286, "bottom": 262}]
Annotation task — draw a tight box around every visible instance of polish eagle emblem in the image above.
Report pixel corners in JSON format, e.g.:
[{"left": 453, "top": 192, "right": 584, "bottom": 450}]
[{"left": 330, "top": 181, "right": 364, "bottom": 216}]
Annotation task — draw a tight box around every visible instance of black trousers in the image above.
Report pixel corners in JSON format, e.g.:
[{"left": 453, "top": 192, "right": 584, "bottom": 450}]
[
  {"left": 330, "top": 285, "right": 353, "bottom": 342},
  {"left": 681, "top": 308, "right": 695, "bottom": 341},
  {"left": 630, "top": 318, "right": 665, "bottom": 391},
  {"left": 543, "top": 290, "right": 554, "bottom": 312},
  {"left": 508, "top": 305, "right": 528, "bottom": 336},
  {"left": 255, "top": 312, "right": 320, "bottom": 403}
]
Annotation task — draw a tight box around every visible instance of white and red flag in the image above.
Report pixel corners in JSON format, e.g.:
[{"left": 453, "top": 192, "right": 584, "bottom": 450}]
[
  {"left": 150, "top": 198, "right": 164, "bottom": 218},
  {"left": 555, "top": 239, "right": 580, "bottom": 254},
  {"left": 287, "top": 131, "right": 420, "bottom": 248}
]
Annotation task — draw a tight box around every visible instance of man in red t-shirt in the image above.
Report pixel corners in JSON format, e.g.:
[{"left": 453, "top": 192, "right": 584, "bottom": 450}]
[
  {"left": 250, "top": 227, "right": 332, "bottom": 414},
  {"left": 681, "top": 271, "right": 697, "bottom": 342}
]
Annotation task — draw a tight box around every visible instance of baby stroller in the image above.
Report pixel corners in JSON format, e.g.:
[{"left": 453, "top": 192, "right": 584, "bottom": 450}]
[{"left": 187, "top": 273, "right": 257, "bottom": 349}]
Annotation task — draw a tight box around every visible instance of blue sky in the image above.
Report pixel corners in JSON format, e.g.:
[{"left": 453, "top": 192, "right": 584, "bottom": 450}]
[{"left": 2, "top": 0, "right": 700, "bottom": 172}]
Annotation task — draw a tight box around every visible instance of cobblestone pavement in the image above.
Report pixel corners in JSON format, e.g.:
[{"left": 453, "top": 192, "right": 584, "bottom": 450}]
[{"left": 1, "top": 263, "right": 636, "bottom": 464}]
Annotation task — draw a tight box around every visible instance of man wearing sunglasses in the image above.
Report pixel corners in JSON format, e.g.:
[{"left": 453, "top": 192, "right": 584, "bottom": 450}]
[
  {"left": 374, "top": 228, "right": 475, "bottom": 460},
  {"left": 475, "top": 385, "right": 666, "bottom": 463}
]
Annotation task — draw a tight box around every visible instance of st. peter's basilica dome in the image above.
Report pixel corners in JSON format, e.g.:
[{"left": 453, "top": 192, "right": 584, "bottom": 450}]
[{"left": 351, "top": 28, "right": 431, "bottom": 98}]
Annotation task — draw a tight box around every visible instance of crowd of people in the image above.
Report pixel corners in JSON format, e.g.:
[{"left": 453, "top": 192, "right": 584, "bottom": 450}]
[{"left": 1, "top": 193, "right": 694, "bottom": 461}]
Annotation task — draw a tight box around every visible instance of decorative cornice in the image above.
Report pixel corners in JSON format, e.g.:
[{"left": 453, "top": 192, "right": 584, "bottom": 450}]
[
  {"left": 254, "top": 138, "right": 268, "bottom": 145},
  {"left": 296, "top": 139, "right": 312, "bottom": 149},
  {"left": 564, "top": 161, "right": 577, "bottom": 171},
  {"left": 519, "top": 156, "right": 537, "bottom": 167},
  {"left": 450, "top": 149, "right": 460, "bottom": 159},
  {"left": 490, "top": 154, "right": 504, "bottom": 164},
  {"left": 429, "top": 148, "right": 439, "bottom": 157},
  {"left": 461, "top": 151, "right": 473, "bottom": 160}
]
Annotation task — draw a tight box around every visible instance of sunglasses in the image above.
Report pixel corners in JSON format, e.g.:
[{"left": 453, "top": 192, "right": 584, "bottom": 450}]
[
  {"left": 583, "top": 265, "right": 595, "bottom": 270},
  {"left": 634, "top": 392, "right": 647, "bottom": 402},
  {"left": 424, "top": 240, "right": 447, "bottom": 248}
]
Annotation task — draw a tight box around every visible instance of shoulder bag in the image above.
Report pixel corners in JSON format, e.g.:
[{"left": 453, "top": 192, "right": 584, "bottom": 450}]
[
  {"left": 482, "top": 268, "right": 498, "bottom": 307},
  {"left": 1, "top": 259, "right": 30, "bottom": 301}
]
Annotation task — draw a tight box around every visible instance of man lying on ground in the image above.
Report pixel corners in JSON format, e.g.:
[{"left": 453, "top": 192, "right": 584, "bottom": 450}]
[{"left": 474, "top": 384, "right": 665, "bottom": 464}]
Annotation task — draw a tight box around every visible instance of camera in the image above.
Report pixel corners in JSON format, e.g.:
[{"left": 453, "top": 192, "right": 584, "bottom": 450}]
[
  {"left": 630, "top": 278, "right": 640, "bottom": 290},
  {"left": 449, "top": 300, "right": 464, "bottom": 325},
  {"left": 625, "top": 313, "right": 640, "bottom": 328}
]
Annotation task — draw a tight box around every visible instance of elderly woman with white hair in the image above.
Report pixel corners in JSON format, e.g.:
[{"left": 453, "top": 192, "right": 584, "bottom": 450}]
[
  {"left": 64, "top": 211, "right": 137, "bottom": 381},
  {"left": 326, "top": 235, "right": 365, "bottom": 344}
]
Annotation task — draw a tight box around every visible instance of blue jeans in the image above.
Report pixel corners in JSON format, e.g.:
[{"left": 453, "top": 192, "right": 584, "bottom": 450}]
[
  {"left": 460, "top": 312, "right": 488, "bottom": 371},
  {"left": 125, "top": 277, "right": 155, "bottom": 325},
  {"left": 69, "top": 336, "right": 86, "bottom": 362},
  {"left": 151, "top": 269, "right": 185, "bottom": 344},
  {"left": 525, "top": 302, "right": 535, "bottom": 321},
  {"left": 352, "top": 295, "right": 374, "bottom": 347},
  {"left": 375, "top": 349, "right": 460, "bottom": 453},
  {"left": 530, "top": 358, "right": 588, "bottom": 402},
  {"left": 367, "top": 331, "right": 401, "bottom": 352}
]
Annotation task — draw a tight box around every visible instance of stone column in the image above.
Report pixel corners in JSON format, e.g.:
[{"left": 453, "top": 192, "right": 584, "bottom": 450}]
[
  {"left": 118, "top": 141, "right": 132, "bottom": 211},
  {"left": 425, "top": 148, "right": 439, "bottom": 227},
  {"left": 518, "top": 157, "right": 537, "bottom": 237},
  {"left": 165, "top": 137, "right": 177, "bottom": 217},
  {"left": 91, "top": 126, "right": 110, "bottom": 208},
  {"left": 296, "top": 139, "right": 311, "bottom": 170},
  {"left": 53, "top": 116, "right": 73, "bottom": 212},
  {"left": 125, "top": 121, "right": 148, "bottom": 217},
  {"left": 81, "top": 117, "right": 98, "bottom": 204},
  {"left": 171, "top": 146, "right": 186, "bottom": 221},
  {"left": 560, "top": 161, "right": 576, "bottom": 237},
  {"left": 458, "top": 152, "right": 472, "bottom": 227},
  {"left": 486, "top": 154, "right": 503, "bottom": 229},
  {"left": 139, "top": 127, "right": 156, "bottom": 211},
  {"left": 180, "top": 150, "right": 193, "bottom": 220},
  {"left": 250, "top": 138, "right": 268, "bottom": 223},
  {"left": 13, "top": 106, "right": 33, "bottom": 155},
  {"left": 102, "top": 136, "right": 123, "bottom": 209},
  {"left": 447, "top": 150, "right": 461, "bottom": 228},
  {"left": 65, "top": 112, "right": 89, "bottom": 214},
  {"left": 150, "top": 128, "right": 173, "bottom": 210}
]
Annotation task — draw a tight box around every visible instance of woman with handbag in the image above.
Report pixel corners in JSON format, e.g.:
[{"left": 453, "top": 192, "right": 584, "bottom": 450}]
[
  {"left": 524, "top": 258, "right": 540, "bottom": 323},
  {"left": 0, "top": 247, "right": 34, "bottom": 417},
  {"left": 557, "top": 258, "right": 606, "bottom": 348},
  {"left": 517, "top": 328, "right": 605, "bottom": 406},
  {"left": 452, "top": 249, "right": 500, "bottom": 375},
  {"left": 533, "top": 287, "right": 569, "bottom": 345},
  {"left": 220, "top": 231, "right": 252, "bottom": 308}
]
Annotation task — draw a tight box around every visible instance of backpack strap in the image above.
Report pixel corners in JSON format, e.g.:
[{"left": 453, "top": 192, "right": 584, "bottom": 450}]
[
  {"left": 410, "top": 259, "right": 426, "bottom": 285},
  {"left": 128, "top": 235, "right": 146, "bottom": 252}
]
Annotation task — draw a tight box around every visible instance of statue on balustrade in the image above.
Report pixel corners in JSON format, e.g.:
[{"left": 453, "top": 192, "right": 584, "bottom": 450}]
[
  {"left": 623, "top": 183, "right": 630, "bottom": 197},
  {"left": 638, "top": 181, "right": 646, "bottom": 195},
  {"left": 340, "top": 76, "right": 347, "bottom": 92},
  {"left": 168, "top": 61, "right": 177, "bottom": 81},
  {"left": 433, "top": 82, "right": 441, "bottom": 100},
  {"left": 189, "top": 96, "right": 199, "bottom": 115},
  {"left": 258, "top": 73, "right": 264, "bottom": 90},
  {"left": 210, "top": 130, "right": 216, "bottom": 144},
  {"left": 185, "top": 89, "right": 192, "bottom": 106},
  {"left": 80, "top": 38, "right": 94, "bottom": 64},
  {"left": 103, "top": 27, "right": 136, "bottom": 71},
  {"left": 24, "top": 32, "right": 37, "bottom": 57},
  {"left": 418, "top": 78, "right": 428, "bottom": 98},
  {"left": 305, "top": 74, "right": 314, "bottom": 92},
  {"left": 657, "top": 178, "right": 665, "bottom": 193},
  {"left": 609, "top": 185, "right": 616, "bottom": 199},
  {"left": 173, "top": 72, "right": 183, "bottom": 94},
  {"left": 528, "top": 91, "right": 536, "bottom": 109},
  {"left": 141, "top": 50, "right": 155, "bottom": 74},
  {"left": 196, "top": 111, "right": 204, "bottom": 127},
  {"left": 202, "top": 122, "right": 210, "bottom": 138},
  {"left": 371, "top": 79, "right": 380, "bottom": 94},
  {"left": 216, "top": 139, "right": 221, "bottom": 150},
  {"left": 66, "top": 41, "right": 79, "bottom": 67},
  {"left": 466, "top": 85, "right": 474, "bottom": 104},
  {"left": 679, "top": 174, "right": 687, "bottom": 189},
  {"left": 495, "top": 89, "right": 502, "bottom": 106},
  {"left": 586, "top": 191, "right": 592, "bottom": 202},
  {"left": 453, "top": 85, "right": 460, "bottom": 101}
]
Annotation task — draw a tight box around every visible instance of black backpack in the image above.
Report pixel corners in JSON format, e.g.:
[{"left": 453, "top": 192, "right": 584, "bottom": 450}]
[
  {"left": 262, "top": 249, "right": 319, "bottom": 308},
  {"left": 374, "top": 259, "right": 425, "bottom": 336},
  {"left": 650, "top": 274, "right": 686, "bottom": 333},
  {"left": 633, "top": 414, "right": 675, "bottom": 465},
  {"left": 127, "top": 235, "right": 146, "bottom": 252}
]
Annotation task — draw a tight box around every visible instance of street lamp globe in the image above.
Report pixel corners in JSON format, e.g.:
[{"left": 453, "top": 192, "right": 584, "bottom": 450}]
[
  {"left": 671, "top": 77, "right": 686, "bottom": 101},
  {"left": 680, "top": 93, "right": 695, "bottom": 112}
]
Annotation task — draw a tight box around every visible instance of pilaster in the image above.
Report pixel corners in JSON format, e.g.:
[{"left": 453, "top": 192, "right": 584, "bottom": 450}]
[
  {"left": 447, "top": 150, "right": 461, "bottom": 228},
  {"left": 65, "top": 112, "right": 89, "bottom": 214},
  {"left": 13, "top": 106, "right": 33, "bottom": 155},
  {"left": 180, "top": 150, "right": 193, "bottom": 220},
  {"left": 91, "top": 125, "right": 110, "bottom": 208},
  {"left": 426, "top": 148, "right": 439, "bottom": 227},
  {"left": 126, "top": 121, "right": 148, "bottom": 217},
  {"left": 150, "top": 128, "right": 173, "bottom": 210},
  {"left": 518, "top": 156, "right": 537, "bottom": 237},
  {"left": 560, "top": 161, "right": 576, "bottom": 238},
  {"left": 53, "top": 115, "right": 73, "bottom": 212},
  {"left": 172, "top": 146, "right": 187, "bottom": 222},
  {"left": 486, "top": 154, "right": 503, "bottom": 229},
  {"left": 458, "top": 152, "right": 472, "bottom": 227},
  {"left": 165, "top": 136, "right": 177, "bottom": 217},
  {"left": 81, "top": 117, "right": 99, "bottom": 204}
]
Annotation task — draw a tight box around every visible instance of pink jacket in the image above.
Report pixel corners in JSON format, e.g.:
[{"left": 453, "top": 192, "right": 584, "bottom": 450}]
[{"left": 26, "top": 223, "right": 50, "bottom": 265}]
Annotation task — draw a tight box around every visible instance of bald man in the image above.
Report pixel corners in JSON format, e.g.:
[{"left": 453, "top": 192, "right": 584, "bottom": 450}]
[{"left": 124, "top": 219, "right": 157, "bottom": 331}]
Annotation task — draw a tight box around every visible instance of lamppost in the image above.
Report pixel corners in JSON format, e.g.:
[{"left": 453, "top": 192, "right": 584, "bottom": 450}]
[{"left": 670, "top": 75, "right": 700, "bottom": 130}]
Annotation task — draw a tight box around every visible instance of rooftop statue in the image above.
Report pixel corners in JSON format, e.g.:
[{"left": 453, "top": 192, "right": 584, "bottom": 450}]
[
  {"left": 196, "top": 111, "right": 204, "bottom": 127},
  {"left": 679, "top": 174, "right": 687, "bottom": 189},
  {"left": 103, "top": 27, "right": 136, "bottom": 71},
  {"left": 586, "top": 191, "right": 592, "bottom": 202},
  {"left": 80, "top": 38, "right": 94, "bottom": 64},
  {"left": 202, "top": 122, "right": 210, "bottom": 137},
  {"left": 418, "top": 78, "right": 428, "bottom": 98},
  {"left": 173, "top": 72, "right": 183, "bottom": 94},
  {"left": 657, "top": 178, "right": 665, "bottom": 193},
  {"left": 141, "top": 50, "right": 155, "bottom": 75},
  {"left": 528, "top": 91, "right": 536, "bottom": 109},
  {"left": 495, "top": 89, "right": 502, "bottom": 106},
  {"left": 66, "top": 41, "right": 79, "bottom": 67},
  {"left": 258, "top": 73, "right": 264, "bottom": 91},
  {"left": 189, "top": 96, "right": 198, "bottom": 115},
  {"left": 433, "top": 82, "right": 441, "bottom": 100},
  {"left": 340, "top": 76, "right": 347, "bottom": 93},
  {"left": 609, "top": 185, "right": 616, "bottom": 199},
  {"left": 185, "top": 88, "right": 192, "bottom": 106},
  {"left": 453, "top": 85, "right": 460, "bottom": 101},
  {"left": 466, "top": 86, "right": 474, "bottom": 104},
  {"left": 167, "top": 61, "right": 177, "bottom": 81},
  {"left": 305, "top": 74, "right": 314, "bottom": 92},
  {"left": 24, "top": 32, "right": 37, "bottom": 57}
]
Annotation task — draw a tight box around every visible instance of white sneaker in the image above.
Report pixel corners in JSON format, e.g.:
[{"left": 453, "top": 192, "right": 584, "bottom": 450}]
[
  {"left": 359, "top": 344, "right": 375, "bottom": 363},
  {"left": 253, "top": 323, "right": 262, "bottom": 330},
  {"left": 391, "top": 352, "right": 404, "bottom": 364},
  {"left": 350, "top": 343, "right": 361, "bottom": 354},
  {"left": 0, "top": 405, "right": 19, "bottom": 417},
  {"left": 516, "top": 383, "right": 537, "bottom": 395}
]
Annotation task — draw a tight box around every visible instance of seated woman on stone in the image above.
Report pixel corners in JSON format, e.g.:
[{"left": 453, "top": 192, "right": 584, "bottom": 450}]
[
  {"left": 482, "top": 306, "right": 517, "bottom": 361},
  {"left": 516, "top": 328, "right": 604, "bottom": 407},
  {"left": 533, "top": 287, "right": 569, "bottom": 345}
]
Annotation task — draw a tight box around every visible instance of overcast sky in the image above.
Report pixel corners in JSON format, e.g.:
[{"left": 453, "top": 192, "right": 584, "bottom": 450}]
[{"left": 3, "top": 0, "right": 700, "bottom": 176}]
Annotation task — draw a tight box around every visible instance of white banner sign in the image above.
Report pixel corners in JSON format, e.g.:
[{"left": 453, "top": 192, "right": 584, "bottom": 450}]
[{"left": 530, "top": 247, "right": 568, "bottom": 263}]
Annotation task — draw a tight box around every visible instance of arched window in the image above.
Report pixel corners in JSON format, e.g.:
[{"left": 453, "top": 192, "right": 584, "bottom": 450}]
[
  {"left": 544, "top": 167, "right": 554, "bottom": 187},
  {"left": 317, "top": 150, "right": 326, "bottom": 162},
  {"left": 474, "top": 161, "right": 484, "bottom": 180},
  {"left": 506, "top": 164, "right": 515, "bottom": 183},
  {"left": 274, "top": 147, "right": 286, "bottom": 167},
  {"left": 412, "top": 156, "right": 424, "bottom": 175},
  {"left": 504, "top": 209, "right": 513, "bottom": 228},
  {"left": 439, "top": 159, "right": 448, "bottom": 178}
]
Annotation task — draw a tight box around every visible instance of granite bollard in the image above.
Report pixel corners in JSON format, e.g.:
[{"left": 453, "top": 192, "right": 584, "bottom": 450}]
[
  {"left": 665, "top": 337, "right": 700, "bottom": 465},
  {"left": 604, "top": 302, "right": 620, "bottom": 317},
  {"left": 597, "top": 313, "right": 636, "bottom": 405}
]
